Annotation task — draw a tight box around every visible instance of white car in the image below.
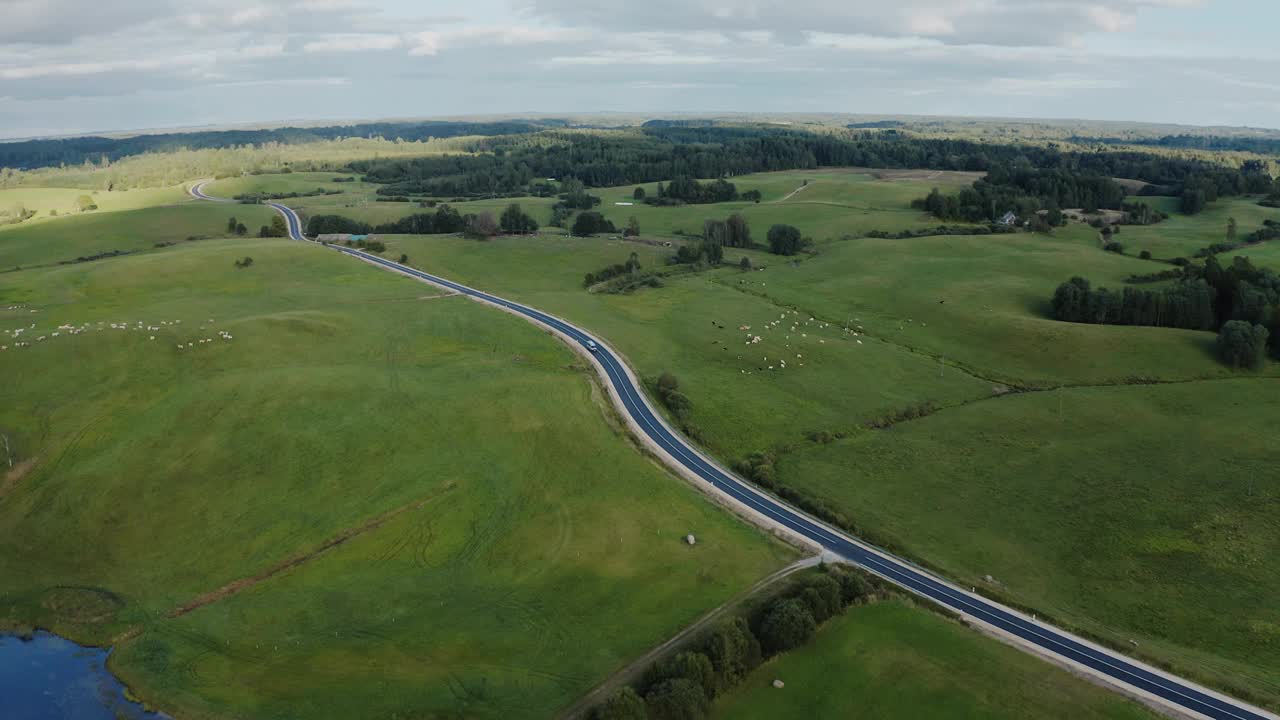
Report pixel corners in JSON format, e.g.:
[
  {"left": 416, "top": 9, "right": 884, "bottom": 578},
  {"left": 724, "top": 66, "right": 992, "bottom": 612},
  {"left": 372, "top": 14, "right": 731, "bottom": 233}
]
[{"left": 586, "top": 340, "right": 598, "bottom": 352}]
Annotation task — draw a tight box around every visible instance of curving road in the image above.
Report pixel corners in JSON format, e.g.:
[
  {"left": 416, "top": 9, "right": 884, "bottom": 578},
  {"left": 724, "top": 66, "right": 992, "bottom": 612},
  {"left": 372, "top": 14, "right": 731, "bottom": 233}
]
[{"left": 191, "top": 182, "right": 1274, "bottom": 720}]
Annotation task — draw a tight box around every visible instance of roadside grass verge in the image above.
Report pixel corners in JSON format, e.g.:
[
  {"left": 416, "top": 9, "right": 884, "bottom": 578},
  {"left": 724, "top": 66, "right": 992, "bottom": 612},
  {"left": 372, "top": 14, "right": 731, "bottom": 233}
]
[{"left": 713, "top": 599, "right": 1160, "bottom": 720}]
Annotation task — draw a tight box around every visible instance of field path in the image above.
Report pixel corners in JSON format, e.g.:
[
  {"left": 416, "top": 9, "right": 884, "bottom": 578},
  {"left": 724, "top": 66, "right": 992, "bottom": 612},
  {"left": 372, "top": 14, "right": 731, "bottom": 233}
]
[
  {"left": 186, "top": 182, "right": 1278, "bottom": 720},
  {"left": 774, "top": 182, "right": 809, "bottom": 203},
  {"left": 558, "top": 554, "right": 828, "bottom": 719}
]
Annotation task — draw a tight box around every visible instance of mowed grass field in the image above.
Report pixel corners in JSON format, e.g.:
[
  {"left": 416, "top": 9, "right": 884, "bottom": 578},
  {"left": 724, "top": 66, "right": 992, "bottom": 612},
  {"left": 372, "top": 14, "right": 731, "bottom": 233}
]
[
  {"left": 714, "top": 600, "right": 1158, "bottom": 720},
  {"left": 0, "top": 237, "right": 794, "bottom": 719},
  {"left": 0, "top": 201, "right": 275, "bottom": 270}
]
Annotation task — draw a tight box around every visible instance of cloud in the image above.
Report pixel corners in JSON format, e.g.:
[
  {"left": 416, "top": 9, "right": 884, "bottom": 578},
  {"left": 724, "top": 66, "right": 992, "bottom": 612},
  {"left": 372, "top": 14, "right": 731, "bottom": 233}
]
[
  {"left": 407, "top": 25, "right": 589, "bottom": 56},
  {"left": 520, "top": 0, "right": 1204, "bottom": 47},
  {"left": 807, "top": 33, "right": 943, "bottom": 52},
  {"left": 547, "top": 50, "right": 731, "bottom": 66},
  {"left": 2, "top": 0, "right": 1274, "bottom": 138},
  {"left": 984, "top": 74, "right": 1129, "bottom": 97},
  {"left": 303, "top": 34, "right": 404, "bottom": 53}
]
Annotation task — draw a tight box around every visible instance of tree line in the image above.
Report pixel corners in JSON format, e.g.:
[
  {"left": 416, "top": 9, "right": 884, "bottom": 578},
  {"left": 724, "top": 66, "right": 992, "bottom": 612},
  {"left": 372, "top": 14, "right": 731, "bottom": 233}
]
[
  {"left": 590, "top": 563, "right": 874, "bottom": 720},
  {"left": 916, "top": 158, "right": 1271, "bottom": 223},
  {"left": 0, "top": 120, "right": 554, "bottom": 170},
  {"left": 350, "top": 126, "right": 1277, "bottom": 208},
  {"left": 1051, "top": 254, "right": 1280, "bottom": 366},
  {"left": 307, "top": 202, "right": 539, "bottom": 239}
]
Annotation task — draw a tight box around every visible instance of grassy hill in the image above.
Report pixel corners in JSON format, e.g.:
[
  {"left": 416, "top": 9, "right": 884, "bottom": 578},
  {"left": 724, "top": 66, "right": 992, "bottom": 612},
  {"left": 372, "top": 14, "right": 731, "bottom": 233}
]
[
  {"left": 0, "top": 202, "right": 275, "bottom": 270},
  {"left": 0, "top": 237, "right": 793, "bottom": 719}
]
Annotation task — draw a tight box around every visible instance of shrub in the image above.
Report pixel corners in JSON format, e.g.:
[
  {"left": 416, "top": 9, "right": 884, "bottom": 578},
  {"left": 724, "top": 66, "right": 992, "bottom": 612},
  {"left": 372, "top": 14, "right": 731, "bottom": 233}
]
[
  {"left": 572, "top": 211, "right": 616, "bottom": 236},
  {"left": 644, "top": 678, "right": 708, "bottom": 720},
  {"left": 644, "top": 651, "right": 716, "bottom": 701},
  {"left": 1138, "top": 250, "right": 1152, "bottom": 260},
  {"left": 592, "top": 687, "right": 646, "bottom": 720},
  {"left": 767, "top": 224, "right": 803, "bottom": 255},
  {"left": 398, "top": 254, "right": 408, "bottom": 263},
  {"left": 798, "top": 574, "right": 844, "bottom": 623},
  {"left": 703, "top": 617, "right": 762, "bottom": 689},
  {"left": 757, "top": 597, "right": 816, "bottom": 654},
  {"left": 836, "top": 567, "right": 871, "bottom": 605},
  {"left": 1217, "top": 321, "right": 1269, "bottom": 369},
  {"left": 1103, "top": 241, "right": 1124, "bottom": 254}
]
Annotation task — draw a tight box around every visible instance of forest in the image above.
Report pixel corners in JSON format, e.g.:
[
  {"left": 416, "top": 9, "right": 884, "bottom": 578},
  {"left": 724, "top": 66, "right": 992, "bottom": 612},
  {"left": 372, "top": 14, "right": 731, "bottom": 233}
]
[
  {"left": 1051, "top": 255, "right": 1280, "bottom": 361},
  {"left": 0, "top": 119, "right": 555, "bottom": 170},
  {"left": 348, "top": 126, "right": 1277, "bottom": 210}
]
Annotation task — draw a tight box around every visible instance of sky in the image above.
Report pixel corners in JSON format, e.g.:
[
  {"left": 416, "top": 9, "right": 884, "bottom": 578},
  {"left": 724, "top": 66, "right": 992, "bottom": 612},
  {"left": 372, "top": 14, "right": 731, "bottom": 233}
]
[{"left": 0, "top": 0, "right": 1277, "bottom": 139}]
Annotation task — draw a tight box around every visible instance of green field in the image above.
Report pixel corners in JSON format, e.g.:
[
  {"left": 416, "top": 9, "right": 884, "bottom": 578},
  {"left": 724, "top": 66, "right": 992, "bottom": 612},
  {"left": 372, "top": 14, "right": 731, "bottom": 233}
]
[
  {"left": 737, "top": 227, "right": 1267, "bottom": 385},
  {"left": 775, "top": 382, "right": 1280, "bottom": 703},
  {"left": 0, "top": 202, "right": 276, "bottom": 270},
  {"left": 0, "top": 237, "right": 793, "bottom": 719},
  {"left": 0, "top": 185, "right": 188, "bottom": 222},
  {"left": 358, "top": 176, "right": 1280, "bottom": 705},
  {"left": 374, "top": 234, "right": 994, "bottom": 456},
  {"left": 590, "top": 169, "right": 981, "bottom": 242},
  {"left": 714, "top": 600, "right": 1158, "bottom": 720},
  {"left": 204, "top": 168, "right": 981, "bottom": 242},
  {"left": 1119, "top": 196, "right": 1280, "bottom": 263}
]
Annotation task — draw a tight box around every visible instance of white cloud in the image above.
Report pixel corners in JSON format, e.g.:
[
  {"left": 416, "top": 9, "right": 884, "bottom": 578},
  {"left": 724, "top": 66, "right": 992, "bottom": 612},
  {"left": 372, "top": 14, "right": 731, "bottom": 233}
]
[
  {"left": 985, "top": 74, "right": 1128, "bottom": 97},
  {"left": 303, "top": 34, "right": 404, "bottom": 53},
  {"left": 230, "top": 6, "right": 277, "bottom": 26},
  {"left": 548, "top": 50, "right": 733, "bottom": 66},
  {"left": 807, "top": 32, "right": 943, "bottom": 52}
]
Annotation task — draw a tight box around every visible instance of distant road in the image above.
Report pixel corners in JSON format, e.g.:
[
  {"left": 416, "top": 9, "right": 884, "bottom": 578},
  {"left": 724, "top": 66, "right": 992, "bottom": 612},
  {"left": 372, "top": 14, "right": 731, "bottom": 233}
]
[{"left": 190, "top": 182, "right": 1275, "bottom": 720}]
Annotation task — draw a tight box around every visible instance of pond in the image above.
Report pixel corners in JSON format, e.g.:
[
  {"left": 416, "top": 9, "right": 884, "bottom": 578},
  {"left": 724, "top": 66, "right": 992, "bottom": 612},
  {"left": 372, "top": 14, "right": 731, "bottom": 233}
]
[{"left": 0, "top": 631, "right": 165, "bottom": 720}]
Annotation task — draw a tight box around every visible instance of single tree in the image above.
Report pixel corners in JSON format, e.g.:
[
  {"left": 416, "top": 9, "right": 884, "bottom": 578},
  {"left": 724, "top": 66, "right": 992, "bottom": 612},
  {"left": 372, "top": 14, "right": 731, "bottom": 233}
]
[
  {"left": 76, "top": 194, "right": 96, "bottom": 212},
  {"left": 624, "top": 216, "right": 640, "bottom": 237},
  {"left": 228, "top": 216, "right": 240, "bottom": 233},
  {"left": 633, "top": 186, "right": 646, "bottom": 201},
  {"left": 767, "top": 224, "right": 803, "bottom": 255},
  {"left": 235, "top": 222, "right": 248, "bottom": 236},
  {"left": 739, "top": 256, "right": 752, "bottom": 271},
  {"left": 268, "top": 215, "right": 288, "bottom": 237},
  {"left": 1227, "top": 217, "right": 1238, "bottom": 244},
  {"left": 1217, "top": 321, "right": 1269, "bottom": 369}
]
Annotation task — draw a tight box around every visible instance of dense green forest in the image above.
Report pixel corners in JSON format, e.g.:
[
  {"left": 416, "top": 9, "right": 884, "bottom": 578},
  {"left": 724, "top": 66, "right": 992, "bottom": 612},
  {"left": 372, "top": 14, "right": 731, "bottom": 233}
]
[
  {"left": 1074, "top": 133, "right": 1280, "bottom": 156},
  {"left": 349, "top": 127, "right": 1277, "bottom": 214},
  {"left": 0, "top": 120, "right": 557, "bottom": 170}
]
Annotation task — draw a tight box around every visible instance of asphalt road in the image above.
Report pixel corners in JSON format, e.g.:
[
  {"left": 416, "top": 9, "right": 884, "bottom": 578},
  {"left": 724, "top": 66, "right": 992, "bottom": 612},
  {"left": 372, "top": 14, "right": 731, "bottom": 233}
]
[{"left": 191, "top": 182, "right": 1274, "bottom": 720}]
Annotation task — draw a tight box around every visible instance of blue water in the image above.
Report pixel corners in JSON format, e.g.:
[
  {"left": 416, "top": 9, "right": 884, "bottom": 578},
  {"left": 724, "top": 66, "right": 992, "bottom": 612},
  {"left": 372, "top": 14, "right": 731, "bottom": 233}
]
[{"left": 0, "top": 631, "right": 165, "bottom": 720}]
